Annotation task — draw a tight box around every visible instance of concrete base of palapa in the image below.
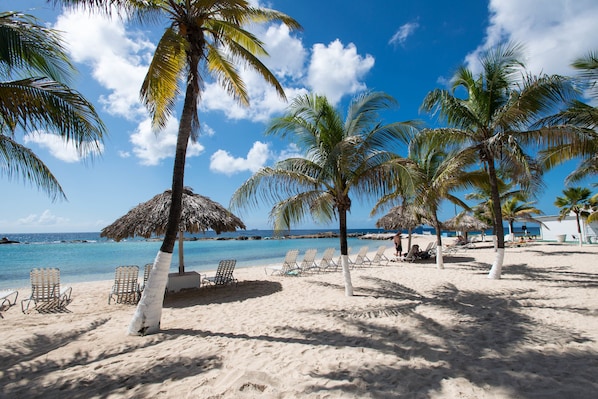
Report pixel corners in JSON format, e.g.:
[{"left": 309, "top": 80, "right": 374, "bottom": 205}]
[{"left": 167, "top": 271, "right": 201, "bottom": 292}]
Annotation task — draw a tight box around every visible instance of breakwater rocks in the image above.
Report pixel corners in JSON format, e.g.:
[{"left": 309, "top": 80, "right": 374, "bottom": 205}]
[{"left": 181, "top": 231, "right": 395, "bottom": 241}]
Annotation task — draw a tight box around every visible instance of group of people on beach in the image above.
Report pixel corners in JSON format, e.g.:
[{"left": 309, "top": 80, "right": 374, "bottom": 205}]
[{"left": 392, "top": 232, "right": 431, "bottom": 259}]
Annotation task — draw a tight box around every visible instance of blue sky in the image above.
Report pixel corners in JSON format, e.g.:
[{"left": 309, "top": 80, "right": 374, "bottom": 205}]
[{"left": 2, "top": 0, "right": 597, "bottom": 234}]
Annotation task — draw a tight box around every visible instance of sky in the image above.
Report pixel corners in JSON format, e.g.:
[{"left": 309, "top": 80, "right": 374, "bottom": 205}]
[{"left": 2, "top": 0, "right": 598, "bottom": 234}]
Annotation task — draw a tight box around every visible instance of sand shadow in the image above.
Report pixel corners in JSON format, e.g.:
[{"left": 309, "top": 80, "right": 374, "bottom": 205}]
[
  {"left": 0, "top": 317, "right": 223, "bottom": 399},
  {"left": 163, "top": 279, "right": 282, "bottom": 308},
  {"left": 302, "top": 280, "right": 598, "bottom": 398}
]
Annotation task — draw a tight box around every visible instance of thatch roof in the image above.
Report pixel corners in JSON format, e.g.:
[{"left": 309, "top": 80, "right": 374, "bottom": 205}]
[
  {"left": 442, "top": 213, "right": 489, "bottom": 232},
  {"left": 375, "top": 204, "right": 422, "bottom": 231},
  {"left": 101, "top": 188, "right": 246, "bottom": 241}
]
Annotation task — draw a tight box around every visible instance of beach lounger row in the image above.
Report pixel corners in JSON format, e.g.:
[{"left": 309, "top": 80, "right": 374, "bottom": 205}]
[{"left": 267, "top": 246, "right": 392, "bottom": 276}]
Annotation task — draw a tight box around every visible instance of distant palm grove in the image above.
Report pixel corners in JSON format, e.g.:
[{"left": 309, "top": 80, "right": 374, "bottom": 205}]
[{"left": 2, "top": 1, "right": 597, "bottom": 313}]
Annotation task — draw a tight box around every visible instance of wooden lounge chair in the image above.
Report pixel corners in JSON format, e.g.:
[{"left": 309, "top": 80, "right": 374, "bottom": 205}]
[
  {"left": 370, "top": 245, "right": 390, "bottom": 266},
  {"left": 21, "top": 268, "right": 72, "bottom": 313},
  {"left": 0, "top": 289, "right": 18, "bottom": 317},
  {"left": 108, "top": 265, "right": 140, "bottom": 304},
  {"left": 202, "top": 259, "right": 238, "bottom": 287},
  {"left": 266, "top": 249, "right": 300, "bottom": 276},
  {"left": 318, "top": 247, "right": 337, "bottom": 272},
  {"left": 298, "top": 249, "right": 319, "bottom": 274}
]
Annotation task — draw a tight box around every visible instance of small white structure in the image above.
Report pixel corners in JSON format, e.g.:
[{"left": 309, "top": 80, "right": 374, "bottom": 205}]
[{"left": 537, "top": 214, "right": 598, "bottom": 243}]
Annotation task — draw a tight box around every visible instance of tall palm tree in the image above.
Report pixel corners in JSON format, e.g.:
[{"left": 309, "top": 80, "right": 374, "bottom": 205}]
[
  {"left": 374, "top": 134, "right": 474, "bottom": 269},
  {"left": 501, "top": 196, "right": 544, "bottom": 242},
  {"left": 420, "top": 43, "right": 575, "bottom": 279},
  {"left": 554, "top": 187, "right": 593, "bottom": 247},
  {"left": 0, "top": 11, "right": 106, "bottom": 200},
  {"left": 60, "top": 0, "right": 300, "bottom": 335},
  {"left": 230, "top": 92, "right": 418, "bottom": 296}
]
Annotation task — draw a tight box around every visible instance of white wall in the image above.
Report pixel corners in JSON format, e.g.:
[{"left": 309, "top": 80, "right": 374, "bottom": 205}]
[{"left": 538, "top": 214, "right": 598, "bottom": 242}]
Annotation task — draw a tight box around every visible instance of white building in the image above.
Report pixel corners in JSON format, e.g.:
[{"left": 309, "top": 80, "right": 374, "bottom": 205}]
[{"left": 537, "top": 214, "right": 598, "bottom": 243}]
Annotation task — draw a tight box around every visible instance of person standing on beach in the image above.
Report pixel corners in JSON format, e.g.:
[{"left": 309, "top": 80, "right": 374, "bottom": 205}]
[{"left": 393, "top": 233, "right": 403, "bottom": 256}]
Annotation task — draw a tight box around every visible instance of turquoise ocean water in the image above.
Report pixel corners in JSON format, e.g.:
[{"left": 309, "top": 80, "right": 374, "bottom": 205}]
[
  {"left": 0, "top": 229, "right": 388, "bottom": 290},
  {"left": 0, "top": 226, "right": 540, "bottom": 290}
]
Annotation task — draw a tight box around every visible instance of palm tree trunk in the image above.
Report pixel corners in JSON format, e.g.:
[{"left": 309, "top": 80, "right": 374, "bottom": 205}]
[
  {"left": 434, "top": 218, "right": 444, "bottom": 269},
  {"left": 486, "top": 158, "right": 506, "bottom": 279},
  {"left": 576, "top": 214, "right": 583, "bottom": 247},
  {"left": 338, "top": 207, "right": 353, "bottom": 296},
  {"left": 128, "top": 75, "right": 197, "bottom": 336}
]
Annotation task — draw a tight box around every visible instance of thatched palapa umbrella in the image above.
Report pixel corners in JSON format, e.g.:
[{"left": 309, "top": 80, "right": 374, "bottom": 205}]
[
  {"left": 101, "top": 187, "right": 246, "bottom": 274},
  {"left": 442, "top": 213, "right": 489, "bottom": 240},
  {"left": 376, "top": 204, "right": 422, "bottom": 251}
]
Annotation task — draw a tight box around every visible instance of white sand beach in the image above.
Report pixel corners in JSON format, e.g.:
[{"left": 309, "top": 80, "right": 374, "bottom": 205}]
[{"left": 1, "top": 238, "right": 597, "bottom": 398}]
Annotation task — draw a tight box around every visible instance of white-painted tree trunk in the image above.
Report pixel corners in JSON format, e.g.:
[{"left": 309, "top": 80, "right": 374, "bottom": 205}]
[
  {"left": 340, "top": 255, "right": 353, "bottom": 296},
  {"left": 487, "top": 248, "right": 505, "bottom": 279},
  {"left": 436, "top": 244, "right": 444, "bottom": 269},
  {"left": 128, "top": 251, "right": 172, "bottom": 336}
]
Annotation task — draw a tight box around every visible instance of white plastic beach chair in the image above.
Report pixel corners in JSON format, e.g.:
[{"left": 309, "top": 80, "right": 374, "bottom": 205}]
[
  {"left": 266, "top": 249, "right": 300, "bottom": 276},
  {"left": 298, "top": 249, "right": 319, "bottom": 274},
  {"left": 108, "top": 265, "right": 140, "bottom": 305},
  {"left": 318, "top": 247, "right": 337, "bottom": 271},
  {"left": 370, "top": 245, "right": 390, "bottom": 266},
  {"left": 351, "top": 246, "right": 371, "bottom": 267},
  {"left": 201, "top": 259, "right": 238, "bottom": 287},
  {"left": 21, "top": 268, "right": 72, "bottom": 313},
  {"left": 0, "top": 289, "right": 18, "bottom": 317}
]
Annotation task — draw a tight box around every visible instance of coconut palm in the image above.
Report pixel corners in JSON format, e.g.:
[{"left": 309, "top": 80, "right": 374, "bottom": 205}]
[
  {"left": 539, "top": 51, "right": 598, "bottom": 184},
  {"left": 374, "top": 134, "right": 474, "bottom": 269},
  {"left": 554, "top": 187, "right": 594, "bottom": 247},
  {"left": 0, "top": 11, "right": 105, "bottom": 200},
  {"left": 420, "top": 43, "right": 575, "bottom": 279},
  {"left": 230, "top": 92, "right": 418, "bottom": 295},
  {"left": 60, "top": 0, "right": 300, "bottom": 335},
  {"left": 501, "top": 196, "right": 544, "bottom": 242}
]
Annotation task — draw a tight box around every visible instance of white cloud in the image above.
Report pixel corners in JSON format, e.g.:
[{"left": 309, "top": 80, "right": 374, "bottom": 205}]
[
  {"left": 23, "top": 131, "right": 103, "bottom": 162},
  {"left": 130, "top": 117, "right": 204, "bottom": 166},
  {"left": 18, "top": 210, "right": 69, "bottom": 226},
  {"left": 465, "top": 0, "right": 598, "bottom": 77},
  {"left": 210, "top": 141, "right": 271, "bottom": 175},
  {"left": 53, "top": 9, "right": 154, "bottom": 120},
  {"left": 307, "top": 40, "right": 375, "bottom": 105},
  {"left": 389, "top": 22, "right": 420, "bottom": 47},
  {"left": 201, "top": 22, "right": 308, "bottom": 122}
]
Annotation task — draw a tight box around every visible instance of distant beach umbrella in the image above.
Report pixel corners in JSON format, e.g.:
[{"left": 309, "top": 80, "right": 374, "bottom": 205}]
[
  {"left": 375, "top": 204, "right": 421, "bottom": 231},
  {"left": 101, "top": 187, "right": 246, "bottom": 274},
  {"left": 442, "top": 213, "right": 489, "bottom": 238},
  {"left": 376, "top": 204, "right": 423, "bottom": 251}
]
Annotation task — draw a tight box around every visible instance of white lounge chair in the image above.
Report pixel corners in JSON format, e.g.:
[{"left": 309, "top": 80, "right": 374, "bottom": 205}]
[
  {"left": 202, "top": 259, "right": 238, "bottom": 287},
  {"left": 351, "top": 246, "right": 371, "bottom": 267},
  {"left": 299, "top": 249, "right": 319, "bottom": 274},
  {"left": 21, "top": 268, "right": 72, "bottom": 313},
  {"left": 370, "top": 245, "right": 390, "bottom": 266},
  {"left": 140, "top": 263, "right": 152, "bottom": 292},
  {"left": 318, "top": 247, "right": 337, "bottom": 271},
  {"left": 398, "top": 246, "right": 419, "bottom": 262},
  {"left": 109, "top": 265, "right": 140, "bottom": 304},
  {"left": 266, "top": 249, "right": 300, "bottom": 276},
  {"left": 0, "top": 289, "right": 18, "bottom": 317}
]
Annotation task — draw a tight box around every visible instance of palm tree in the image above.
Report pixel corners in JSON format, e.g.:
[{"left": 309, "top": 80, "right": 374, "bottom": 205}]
[
  {"left": 420, "top": 43, "right": 575, "bottom": 279},
  {"left": 0, "top": 11, "right": 106, "bottom": 200},
  {"left": 230, "top": 92, "right": 418, "bottom": 296},
  {"left": 554, "top": 187, "right": 593, "bottom": 247},
  {"left": 374, "top": 134, "right": 474, "bottom": 269},
  {"left": 539, "top": 51, "right": 598, "bottom": 184},
  {"left": 501, "top": 196, "right": 544, "bottom": 242},
  {"left": 60, "top": 0, "right": 300, "bottom": 335}
]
